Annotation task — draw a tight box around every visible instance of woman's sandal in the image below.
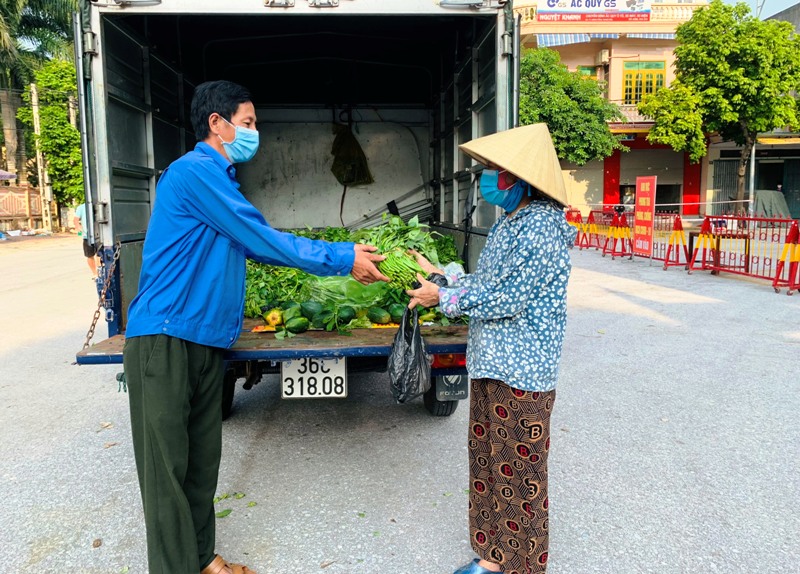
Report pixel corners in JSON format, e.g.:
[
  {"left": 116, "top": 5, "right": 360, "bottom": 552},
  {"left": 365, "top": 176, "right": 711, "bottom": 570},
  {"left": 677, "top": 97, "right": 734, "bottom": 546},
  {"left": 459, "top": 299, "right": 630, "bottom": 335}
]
[
  {"left": 453, "top": 558, "right": 503, "bottom": 574},
  {"left": 200, "top": 554, "right": 257, "bottom": 574}
]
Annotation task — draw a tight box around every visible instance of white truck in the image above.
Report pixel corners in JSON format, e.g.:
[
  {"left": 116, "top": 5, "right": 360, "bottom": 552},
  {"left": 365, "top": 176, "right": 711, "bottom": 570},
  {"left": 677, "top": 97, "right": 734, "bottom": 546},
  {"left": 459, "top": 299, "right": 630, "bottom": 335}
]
[{"left": 74, "top": 0, "right": 521, "bottom": 418}]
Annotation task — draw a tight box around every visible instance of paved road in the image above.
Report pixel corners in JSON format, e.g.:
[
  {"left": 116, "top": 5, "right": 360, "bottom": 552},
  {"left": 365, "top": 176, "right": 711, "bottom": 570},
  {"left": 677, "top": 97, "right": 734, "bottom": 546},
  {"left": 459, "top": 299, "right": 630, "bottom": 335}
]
[{"left": 1, "top": 235, "right": 798, "bottom": 574}]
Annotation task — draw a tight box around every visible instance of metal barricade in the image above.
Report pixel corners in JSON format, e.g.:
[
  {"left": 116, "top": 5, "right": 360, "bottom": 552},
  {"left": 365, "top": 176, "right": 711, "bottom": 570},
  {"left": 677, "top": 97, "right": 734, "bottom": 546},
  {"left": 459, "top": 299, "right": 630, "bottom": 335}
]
[
  {"left": 653, "top": 213, "right": 690, "bottom": 270},
  {"left": 579, "top": 210, "right": 612, "bottom": 251},
  {"left": 772, "top": 221, "right": 800, "bottom": 295},
  {"left": 565, "top": 208, "right": 583, "bottom": 248},
  {"left": 602, "top": 211, "right": 633, "bottom": 260},
  {"left": 688, "top": 215, "right": 796, "bottom": 283}
]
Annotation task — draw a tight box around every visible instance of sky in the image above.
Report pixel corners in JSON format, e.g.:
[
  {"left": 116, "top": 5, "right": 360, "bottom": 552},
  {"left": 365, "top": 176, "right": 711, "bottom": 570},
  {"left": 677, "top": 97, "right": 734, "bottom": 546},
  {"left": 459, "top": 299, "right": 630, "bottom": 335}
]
[{"left": 730, "top": 0, "right": 798, "bottom": 19}]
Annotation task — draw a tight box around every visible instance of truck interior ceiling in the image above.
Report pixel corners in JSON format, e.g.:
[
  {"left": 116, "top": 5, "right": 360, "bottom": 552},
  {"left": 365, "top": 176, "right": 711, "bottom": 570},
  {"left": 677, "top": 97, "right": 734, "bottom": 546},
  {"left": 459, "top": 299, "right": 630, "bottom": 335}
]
[{"left": 110, "top": 14, "right": 494, "bottom": 107}]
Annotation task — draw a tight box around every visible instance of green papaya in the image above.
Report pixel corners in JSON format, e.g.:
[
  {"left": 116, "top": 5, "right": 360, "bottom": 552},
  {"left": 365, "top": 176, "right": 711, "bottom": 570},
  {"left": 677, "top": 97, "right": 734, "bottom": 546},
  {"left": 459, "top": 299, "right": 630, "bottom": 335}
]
[
  {"left": 300, "top": 301, "right": 323, "bottom": 320},
  {"left": 337, "top": 305, "right": 356, "bottom": 324},
  {"left": 388, "top": 303, "right": 406, "bottom": 324},
  {"left": 367, "top": 307, "right": 392, "bottom": 324},
  {"left": 281, "top": 300, "right": 301, "bottom": 311},
  {"left": 285, "top": 317, "right": 310, "bottom": 334}
]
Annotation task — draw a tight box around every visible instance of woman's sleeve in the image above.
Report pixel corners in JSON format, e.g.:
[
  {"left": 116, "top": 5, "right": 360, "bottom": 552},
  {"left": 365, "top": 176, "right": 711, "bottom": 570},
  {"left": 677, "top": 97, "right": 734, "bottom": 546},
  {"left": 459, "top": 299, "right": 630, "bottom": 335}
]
[{"left": 438, "top": 232, "right": 553, "bottom": 320}]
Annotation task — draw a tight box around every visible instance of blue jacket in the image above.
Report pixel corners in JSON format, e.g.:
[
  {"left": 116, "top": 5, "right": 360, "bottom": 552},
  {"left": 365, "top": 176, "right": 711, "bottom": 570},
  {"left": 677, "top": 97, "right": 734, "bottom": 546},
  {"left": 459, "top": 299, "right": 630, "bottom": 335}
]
[
  {"left": 439, "top": 201, "right": 576, "bottom": 391},
  {"left": 125, "top": 142, "right": 355, "bottom": 348}
]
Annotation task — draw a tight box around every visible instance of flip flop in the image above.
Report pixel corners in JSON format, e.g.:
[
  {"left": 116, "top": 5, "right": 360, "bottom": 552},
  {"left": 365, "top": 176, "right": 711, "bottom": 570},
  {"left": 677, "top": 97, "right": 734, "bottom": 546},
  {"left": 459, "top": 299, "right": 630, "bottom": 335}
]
[{"left": 200, "top": 555, "right": 257, "bottom": 574}]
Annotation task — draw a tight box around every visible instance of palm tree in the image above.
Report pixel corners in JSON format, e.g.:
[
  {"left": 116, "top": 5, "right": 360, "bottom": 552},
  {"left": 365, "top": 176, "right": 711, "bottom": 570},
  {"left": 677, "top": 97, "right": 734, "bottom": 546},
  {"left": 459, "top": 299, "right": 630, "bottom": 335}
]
[{"left": 0, "top": 0, "right": 76, "bottom": 180}]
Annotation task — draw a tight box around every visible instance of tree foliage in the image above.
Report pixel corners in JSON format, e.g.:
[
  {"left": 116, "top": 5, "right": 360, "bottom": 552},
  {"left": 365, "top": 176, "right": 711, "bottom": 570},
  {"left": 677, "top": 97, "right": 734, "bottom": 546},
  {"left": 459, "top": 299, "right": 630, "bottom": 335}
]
[
  {"left": 639, "top": 0, "right": 800, "bottom": 202},
  {"left": 17, "top": 60, "right": 83, "bottom": 205},
  {"left": 519, "top": 48, "right": 626, "bottom": 165},
  {"left": 0, "top": 0, "right": 75, "bottom": 88}
]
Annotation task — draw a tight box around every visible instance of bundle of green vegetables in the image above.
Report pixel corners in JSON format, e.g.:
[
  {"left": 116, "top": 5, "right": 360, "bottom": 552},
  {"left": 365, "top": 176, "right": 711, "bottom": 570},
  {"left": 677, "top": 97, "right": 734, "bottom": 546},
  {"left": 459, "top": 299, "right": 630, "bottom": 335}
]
[
  {"left": 351, "top": 215, "right": 441, "bottom": 290},
  {"left": 244, "top": 217, "right": 464, "bottom": 334}
]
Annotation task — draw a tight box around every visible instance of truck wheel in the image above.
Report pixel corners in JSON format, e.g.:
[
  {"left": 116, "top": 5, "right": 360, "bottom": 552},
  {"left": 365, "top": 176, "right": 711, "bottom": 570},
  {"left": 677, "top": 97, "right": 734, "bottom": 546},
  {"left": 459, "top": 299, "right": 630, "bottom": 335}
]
[
  {"left": 423, "top": 376, "right": 460, "bottom": 417},
  {"left": 222, "top": 371, "right": 237, "bottom": 420}
]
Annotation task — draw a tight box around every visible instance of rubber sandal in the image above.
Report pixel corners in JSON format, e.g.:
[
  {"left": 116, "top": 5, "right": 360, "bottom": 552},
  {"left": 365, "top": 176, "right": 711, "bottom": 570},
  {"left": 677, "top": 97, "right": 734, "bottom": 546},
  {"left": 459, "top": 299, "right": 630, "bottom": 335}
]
[
  {"left": 453, "top": 558, "right": 503, "bottom": 574},
  {"left": 200, "top": 555, "right": 257, "bottom": 574}
]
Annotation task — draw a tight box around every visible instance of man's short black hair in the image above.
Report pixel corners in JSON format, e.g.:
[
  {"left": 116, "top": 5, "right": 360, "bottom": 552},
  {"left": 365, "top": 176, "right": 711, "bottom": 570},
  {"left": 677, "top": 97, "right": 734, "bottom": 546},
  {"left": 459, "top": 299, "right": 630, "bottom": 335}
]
[{"left": 190, "top": 80, "right": 252, "bottom": 141}]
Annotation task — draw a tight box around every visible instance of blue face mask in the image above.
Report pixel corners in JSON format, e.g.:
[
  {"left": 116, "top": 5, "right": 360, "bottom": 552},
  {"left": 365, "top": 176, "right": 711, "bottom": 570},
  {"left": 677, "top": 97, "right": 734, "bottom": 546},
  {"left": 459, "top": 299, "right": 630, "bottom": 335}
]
[
  {"left": 479, "top": 170, "right": 529, "bottom": 213},
  {"left": 218, "top": 117, "right": 259, "bottom": 164}
]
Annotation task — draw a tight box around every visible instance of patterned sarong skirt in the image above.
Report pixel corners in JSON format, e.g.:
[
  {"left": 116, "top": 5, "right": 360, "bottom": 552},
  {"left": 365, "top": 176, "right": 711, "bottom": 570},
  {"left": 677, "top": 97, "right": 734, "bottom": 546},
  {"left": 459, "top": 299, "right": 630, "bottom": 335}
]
[{"left": 468, "top": 378, "right": 555, "bottom": 574}]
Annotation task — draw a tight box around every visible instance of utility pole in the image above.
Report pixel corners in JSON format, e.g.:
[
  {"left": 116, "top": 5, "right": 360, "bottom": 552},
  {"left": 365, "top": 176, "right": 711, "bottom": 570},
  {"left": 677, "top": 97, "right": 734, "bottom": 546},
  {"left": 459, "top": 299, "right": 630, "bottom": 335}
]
[
  {"left": 30, "top": 83, "right": 54, "bottom": 232},
  {"left": 68, "top": 94, "right": 77, "bottom": 128}
]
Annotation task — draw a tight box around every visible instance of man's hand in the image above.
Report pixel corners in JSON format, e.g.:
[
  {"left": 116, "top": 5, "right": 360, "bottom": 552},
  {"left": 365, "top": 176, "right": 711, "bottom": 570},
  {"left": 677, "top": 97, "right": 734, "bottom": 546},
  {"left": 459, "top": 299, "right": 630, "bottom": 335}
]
[
  {"left": 351, "top": 244, "right": 390, "bottom": 284},
  {"left": 406, "top": 273, "right": 441, "bottom": 309}
]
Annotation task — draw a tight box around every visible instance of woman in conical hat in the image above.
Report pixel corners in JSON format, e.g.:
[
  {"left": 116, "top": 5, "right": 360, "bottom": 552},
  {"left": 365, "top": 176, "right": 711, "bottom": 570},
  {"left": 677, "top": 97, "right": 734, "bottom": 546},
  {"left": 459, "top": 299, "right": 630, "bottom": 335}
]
[{"left": 407, "top": 124, "right": 576, "bottom": 574}]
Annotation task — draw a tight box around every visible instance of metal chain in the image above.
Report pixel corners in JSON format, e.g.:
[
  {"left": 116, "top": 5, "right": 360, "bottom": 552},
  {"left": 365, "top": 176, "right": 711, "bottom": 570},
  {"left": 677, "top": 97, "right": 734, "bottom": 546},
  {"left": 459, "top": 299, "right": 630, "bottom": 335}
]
[{"left": 83, "top": 241, "right": 121, "bottom": 349}]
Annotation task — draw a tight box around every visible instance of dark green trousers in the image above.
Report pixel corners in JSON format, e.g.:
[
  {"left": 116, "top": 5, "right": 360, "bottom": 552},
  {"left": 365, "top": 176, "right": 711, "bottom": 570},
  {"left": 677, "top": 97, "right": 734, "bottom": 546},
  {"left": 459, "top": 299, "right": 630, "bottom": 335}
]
[{"left": 123, "top": 334, "right": 225, "bottom": 574}]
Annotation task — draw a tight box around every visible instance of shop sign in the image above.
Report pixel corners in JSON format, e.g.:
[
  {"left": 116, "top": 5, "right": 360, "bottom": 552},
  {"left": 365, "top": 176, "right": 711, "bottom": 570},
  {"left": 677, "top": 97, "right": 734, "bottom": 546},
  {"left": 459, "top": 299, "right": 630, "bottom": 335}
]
[
  {"left": 536, "top": 0, "right": 651, "bottom": 22},
  {"left": 633, "top": 176, "right": 656, "bottom": 257}
]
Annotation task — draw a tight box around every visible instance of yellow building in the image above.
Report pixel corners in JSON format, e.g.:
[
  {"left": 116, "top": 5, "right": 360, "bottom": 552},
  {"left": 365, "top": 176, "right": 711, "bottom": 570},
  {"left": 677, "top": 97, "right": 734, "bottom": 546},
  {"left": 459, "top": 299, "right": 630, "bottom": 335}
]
[{"left": 514, "top": 0, "right": 708, "bottom": 216}]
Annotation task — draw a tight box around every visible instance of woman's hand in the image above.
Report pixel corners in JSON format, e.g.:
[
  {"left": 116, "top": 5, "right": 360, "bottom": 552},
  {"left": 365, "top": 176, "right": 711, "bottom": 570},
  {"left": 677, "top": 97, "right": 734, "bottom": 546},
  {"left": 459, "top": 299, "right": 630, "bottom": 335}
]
[
  {"left": 409, "top": 250, "right": 443, "bottom": 276},
  {"left": 406, "top": 273, "right": 441, "bottom": 309}
]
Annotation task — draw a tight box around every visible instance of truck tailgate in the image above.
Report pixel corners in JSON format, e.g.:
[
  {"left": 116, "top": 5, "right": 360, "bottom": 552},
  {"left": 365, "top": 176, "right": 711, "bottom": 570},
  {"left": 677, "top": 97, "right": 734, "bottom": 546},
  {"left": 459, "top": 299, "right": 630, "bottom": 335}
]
[{"left": 76, "top": 321, "right": 468, "bottom": 365}]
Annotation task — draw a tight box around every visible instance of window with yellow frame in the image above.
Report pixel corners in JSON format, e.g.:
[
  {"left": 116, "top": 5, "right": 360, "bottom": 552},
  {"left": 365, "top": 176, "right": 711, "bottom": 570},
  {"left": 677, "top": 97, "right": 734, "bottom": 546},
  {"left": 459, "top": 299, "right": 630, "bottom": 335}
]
[{"left": 623, "top": 61, "right": 665, "bottom": 105}]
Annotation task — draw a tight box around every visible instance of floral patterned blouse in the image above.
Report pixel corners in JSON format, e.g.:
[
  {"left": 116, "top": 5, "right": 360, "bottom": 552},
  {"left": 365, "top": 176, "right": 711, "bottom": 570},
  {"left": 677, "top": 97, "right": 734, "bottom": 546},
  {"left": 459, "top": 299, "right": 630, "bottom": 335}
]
[{"left": 439, "top": 201, "right": 577, "bottom": 391}]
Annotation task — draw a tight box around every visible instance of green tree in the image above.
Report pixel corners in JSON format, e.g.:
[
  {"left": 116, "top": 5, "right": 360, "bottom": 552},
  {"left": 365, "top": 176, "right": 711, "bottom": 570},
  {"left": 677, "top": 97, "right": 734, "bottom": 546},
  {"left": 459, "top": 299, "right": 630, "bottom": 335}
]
[
  {"left": 519, "top": 48, "right": 626, "bottom": 165},
  {"left": 17, "top": 59, "right": 83, "bottom": 205},
  {"left": 639, "top": 0, "right": 800, "bottom": 204},
  {"left": 0, "top": 0, "right": 75, "bottom": 178}
]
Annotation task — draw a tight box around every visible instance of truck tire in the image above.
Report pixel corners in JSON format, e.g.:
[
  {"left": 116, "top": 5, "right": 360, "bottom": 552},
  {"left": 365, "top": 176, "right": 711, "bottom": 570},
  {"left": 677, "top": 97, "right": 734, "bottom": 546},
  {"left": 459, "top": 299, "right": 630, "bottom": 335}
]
[
  {"left": 423, "top": 376, "right": 460, "bottom": 417},
  {"left": 222, "top": 371, "right": 237, "bottom": 420}
]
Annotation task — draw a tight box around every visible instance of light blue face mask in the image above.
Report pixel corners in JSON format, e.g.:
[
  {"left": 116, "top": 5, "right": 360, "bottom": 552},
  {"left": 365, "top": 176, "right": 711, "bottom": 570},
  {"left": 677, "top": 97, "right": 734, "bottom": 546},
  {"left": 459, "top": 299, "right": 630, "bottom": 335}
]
[
  {"left": 479, "top": 170, "right": 529, "bottom": 213},
  {"left": 218, "top": 117, "right": 259, "bottom": 164}
]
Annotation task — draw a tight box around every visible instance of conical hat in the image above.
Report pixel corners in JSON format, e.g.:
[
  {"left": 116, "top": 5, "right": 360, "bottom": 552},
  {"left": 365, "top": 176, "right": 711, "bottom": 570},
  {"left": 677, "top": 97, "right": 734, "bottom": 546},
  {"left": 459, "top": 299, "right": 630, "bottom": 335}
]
[{"left": 459, "top": 123, "right": 567, "bottom": 207}]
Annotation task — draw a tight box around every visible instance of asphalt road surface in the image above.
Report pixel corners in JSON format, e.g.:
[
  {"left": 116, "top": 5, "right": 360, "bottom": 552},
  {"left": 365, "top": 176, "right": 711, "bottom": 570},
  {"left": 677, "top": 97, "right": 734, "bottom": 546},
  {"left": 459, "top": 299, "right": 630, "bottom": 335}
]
[{"left": 1, "top": 234, "right": 797, "bottom": 574}]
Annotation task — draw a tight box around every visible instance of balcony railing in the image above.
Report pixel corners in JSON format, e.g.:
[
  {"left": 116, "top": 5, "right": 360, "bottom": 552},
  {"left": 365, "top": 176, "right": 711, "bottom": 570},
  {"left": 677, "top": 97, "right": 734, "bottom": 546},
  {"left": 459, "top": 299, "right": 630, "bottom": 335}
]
[{"left": 613, "top": 102, "right": 652, "bottom": 124}]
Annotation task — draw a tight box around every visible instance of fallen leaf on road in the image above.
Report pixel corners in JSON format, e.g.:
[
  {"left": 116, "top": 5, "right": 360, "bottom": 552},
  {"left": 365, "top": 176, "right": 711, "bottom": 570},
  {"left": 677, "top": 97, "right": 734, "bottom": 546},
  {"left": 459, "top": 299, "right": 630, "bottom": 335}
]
[
  {"left": 234, "top": 492, "right": 245, "bottom": 499},
  {"left": 247, "top": 501, "right": 257, "bottom": 508},
  {"left": 103, "top": 442, "right": 119, "bottom": 449},
  {"left": 320, "top": 560, "right": 336, "bottom": 568},
  {"left": 215, "top": 509, "right": 232, "bottom": 518},
  {"left": 96, "top": 422, "right": 113, "bottom": 432},
  {"left": 92, "top": 539, "right": 102, "bottom": 548}
]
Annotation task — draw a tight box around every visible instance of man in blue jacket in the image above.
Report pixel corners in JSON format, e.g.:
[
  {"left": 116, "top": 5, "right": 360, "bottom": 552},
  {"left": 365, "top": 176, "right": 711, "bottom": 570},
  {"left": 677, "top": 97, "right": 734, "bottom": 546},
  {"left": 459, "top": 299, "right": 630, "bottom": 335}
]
[{"left": 123, "top": 80, "right": 388, "bottom": 574}]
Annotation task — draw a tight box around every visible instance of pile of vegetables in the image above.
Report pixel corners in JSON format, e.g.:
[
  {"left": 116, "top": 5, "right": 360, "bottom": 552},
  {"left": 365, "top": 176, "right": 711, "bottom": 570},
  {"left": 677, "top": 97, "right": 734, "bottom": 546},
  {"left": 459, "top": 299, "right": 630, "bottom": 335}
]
[{"left": 244, "top": 216, "right": 465, "bottom": 337}]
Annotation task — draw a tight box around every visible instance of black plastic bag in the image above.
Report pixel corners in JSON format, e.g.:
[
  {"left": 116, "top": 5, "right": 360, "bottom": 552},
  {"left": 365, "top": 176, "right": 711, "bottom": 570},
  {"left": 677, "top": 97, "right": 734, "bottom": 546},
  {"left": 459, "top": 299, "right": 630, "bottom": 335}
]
[
  {"left": 388, "top": 307, "right": 431, "bottom": 403},
  {"left": 426, "top": 272, "right": 448, "bottom": 288}
]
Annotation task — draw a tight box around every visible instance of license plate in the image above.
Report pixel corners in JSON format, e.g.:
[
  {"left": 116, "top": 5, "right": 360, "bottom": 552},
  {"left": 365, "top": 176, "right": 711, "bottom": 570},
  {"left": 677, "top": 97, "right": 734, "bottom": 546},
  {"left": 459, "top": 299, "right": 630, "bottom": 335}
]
[{"left": 281, "top": 357, "right": 347, "bottom": 399}]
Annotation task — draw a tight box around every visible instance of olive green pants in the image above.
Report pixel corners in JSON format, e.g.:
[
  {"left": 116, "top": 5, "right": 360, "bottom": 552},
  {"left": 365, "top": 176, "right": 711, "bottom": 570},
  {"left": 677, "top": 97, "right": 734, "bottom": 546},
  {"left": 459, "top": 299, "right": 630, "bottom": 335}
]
[{"left": 123, "top": 334, "right": 225, "bottom": 574}]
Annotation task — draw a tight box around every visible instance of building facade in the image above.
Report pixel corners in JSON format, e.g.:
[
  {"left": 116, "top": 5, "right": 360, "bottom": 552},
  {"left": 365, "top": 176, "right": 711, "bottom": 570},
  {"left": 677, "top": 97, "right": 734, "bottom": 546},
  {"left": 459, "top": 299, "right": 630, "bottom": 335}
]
[{"left": 514, "top": 0, "right": 708, "bottom": 216}]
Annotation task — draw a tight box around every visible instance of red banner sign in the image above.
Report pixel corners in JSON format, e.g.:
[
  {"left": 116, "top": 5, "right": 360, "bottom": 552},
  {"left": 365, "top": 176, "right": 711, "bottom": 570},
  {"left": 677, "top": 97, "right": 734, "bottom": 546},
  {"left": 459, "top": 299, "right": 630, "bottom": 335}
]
[{"left": 633, "top": 176, "right": 656, "bottom": 257}]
